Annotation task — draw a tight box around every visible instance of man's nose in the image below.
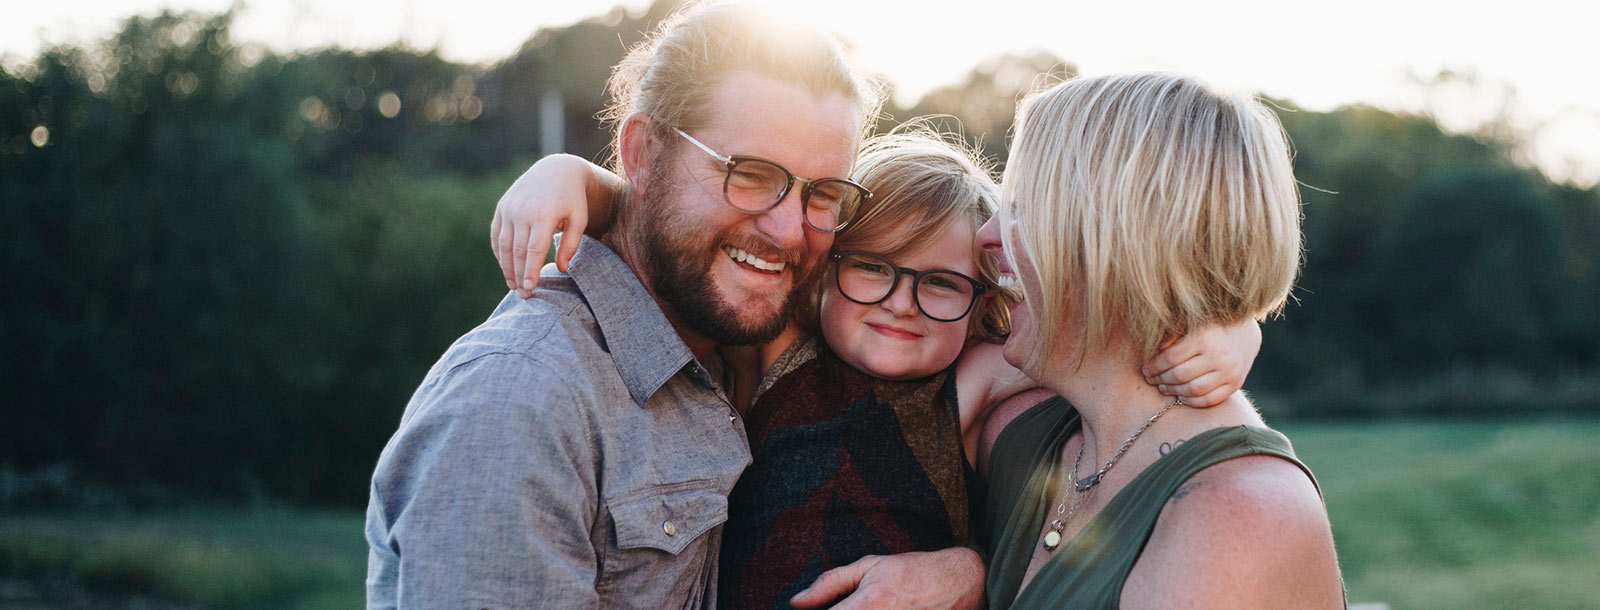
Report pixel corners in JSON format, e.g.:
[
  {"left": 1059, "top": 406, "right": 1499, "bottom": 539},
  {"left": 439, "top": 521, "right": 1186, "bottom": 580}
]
[{"left": 754, "top": 184, "right": 808, "bottom": 251}]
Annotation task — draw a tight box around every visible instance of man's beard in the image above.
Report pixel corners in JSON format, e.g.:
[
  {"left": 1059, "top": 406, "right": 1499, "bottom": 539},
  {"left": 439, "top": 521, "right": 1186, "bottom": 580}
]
[{"left": 636, "top": 188, "right": 812, "bottom": 346}]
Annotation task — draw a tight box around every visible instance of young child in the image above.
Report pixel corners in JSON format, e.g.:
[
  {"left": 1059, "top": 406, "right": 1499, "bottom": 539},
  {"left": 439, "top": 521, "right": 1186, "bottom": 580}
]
[{"left": 489, "top": 125, "right": 1259, "bottom": 608}]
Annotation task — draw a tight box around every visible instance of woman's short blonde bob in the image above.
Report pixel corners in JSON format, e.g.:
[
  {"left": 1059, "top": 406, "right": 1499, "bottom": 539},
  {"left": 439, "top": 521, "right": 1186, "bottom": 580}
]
[{"left": 999, "top": 72, "right": 1302, "bottom": 375}]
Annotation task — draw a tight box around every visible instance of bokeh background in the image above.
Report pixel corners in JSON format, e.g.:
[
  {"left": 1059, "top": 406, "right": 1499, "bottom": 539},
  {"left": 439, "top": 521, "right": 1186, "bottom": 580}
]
[{"left": 2, "top": 1, "right": 1597, "bottom": 608}]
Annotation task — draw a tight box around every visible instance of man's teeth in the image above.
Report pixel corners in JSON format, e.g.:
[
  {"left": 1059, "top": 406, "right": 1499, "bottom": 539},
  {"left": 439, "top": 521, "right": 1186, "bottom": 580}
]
[{"left": 726, "top": 247, "right": 786, "bottom": 272}]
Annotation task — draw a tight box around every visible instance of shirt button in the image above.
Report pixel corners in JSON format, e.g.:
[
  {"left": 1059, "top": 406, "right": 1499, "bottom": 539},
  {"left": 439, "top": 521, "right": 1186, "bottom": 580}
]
[
  {"left": 728, "top": 410, "right": 737, "bottom": 426},
  {"left": 663, "top": 520, "right": 677, "bottom": 537}
]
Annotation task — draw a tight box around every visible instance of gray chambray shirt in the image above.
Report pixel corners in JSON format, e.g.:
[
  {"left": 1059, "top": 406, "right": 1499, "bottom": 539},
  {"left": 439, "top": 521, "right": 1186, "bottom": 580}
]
[{"left": 365, "top": 237, "right": 751, "bottom": 610}]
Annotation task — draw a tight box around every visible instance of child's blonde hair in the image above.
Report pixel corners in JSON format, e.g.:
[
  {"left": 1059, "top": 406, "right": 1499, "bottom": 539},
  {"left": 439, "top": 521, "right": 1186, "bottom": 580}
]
[
  {"left": 799, "top": 121, "right": 1015, "bottom": 341},
  {"left": 1000, "top": 72, "right": 1302, "bottom": 374}
]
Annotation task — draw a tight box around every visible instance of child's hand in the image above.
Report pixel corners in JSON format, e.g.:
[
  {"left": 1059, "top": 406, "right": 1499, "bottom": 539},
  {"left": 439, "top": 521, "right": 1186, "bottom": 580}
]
[
  {"left": 1141, "top": 319, "right": 1262, "bottom": 408},
  {"left": 490, "top": 154, "right": 612, "bottom": 298}
]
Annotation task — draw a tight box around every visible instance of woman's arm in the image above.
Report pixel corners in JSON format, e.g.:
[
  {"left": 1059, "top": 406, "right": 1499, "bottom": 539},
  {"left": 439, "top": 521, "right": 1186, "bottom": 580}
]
[{"left": 490, "top": 154, "right": 624, "bottom": 297}]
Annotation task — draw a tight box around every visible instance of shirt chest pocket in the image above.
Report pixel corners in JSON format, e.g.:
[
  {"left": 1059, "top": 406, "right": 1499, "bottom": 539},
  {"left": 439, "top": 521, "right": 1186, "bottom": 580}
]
[{"left": 608, "top": 481, "right": 729, "bottom": 555}]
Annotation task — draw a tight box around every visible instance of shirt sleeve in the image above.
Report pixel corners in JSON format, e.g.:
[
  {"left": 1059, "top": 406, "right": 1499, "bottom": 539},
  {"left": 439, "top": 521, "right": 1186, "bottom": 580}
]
[{"left": 366, "top": 352, "right": 601, "bottom": 610}]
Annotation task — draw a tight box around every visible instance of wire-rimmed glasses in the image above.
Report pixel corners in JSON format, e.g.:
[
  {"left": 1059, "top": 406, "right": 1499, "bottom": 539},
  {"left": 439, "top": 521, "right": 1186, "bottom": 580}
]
[{"left": 675, "top": 128, "right": 871, "bottom": 233}]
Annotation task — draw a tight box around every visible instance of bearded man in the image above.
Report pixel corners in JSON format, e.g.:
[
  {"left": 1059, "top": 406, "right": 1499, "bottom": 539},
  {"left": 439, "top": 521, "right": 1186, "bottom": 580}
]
[{"left": 362, "top": 3, "right": 986, "bottom": 609}]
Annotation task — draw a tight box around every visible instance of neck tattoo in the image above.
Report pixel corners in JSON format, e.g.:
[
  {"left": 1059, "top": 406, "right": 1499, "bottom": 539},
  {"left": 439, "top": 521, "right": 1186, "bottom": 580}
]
[{"left": 1040, "top": 396, "right": 1182, "bottom": 552}]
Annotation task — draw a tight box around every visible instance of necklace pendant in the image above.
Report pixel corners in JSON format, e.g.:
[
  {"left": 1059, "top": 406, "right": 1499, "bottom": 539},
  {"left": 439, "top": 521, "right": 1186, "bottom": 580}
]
[
  {"left": 1075, "top": 473, "right": 1100, "bottom": 491},
  {"left": 1042, "top": 530, "right": 1062, "bottom": 551}
]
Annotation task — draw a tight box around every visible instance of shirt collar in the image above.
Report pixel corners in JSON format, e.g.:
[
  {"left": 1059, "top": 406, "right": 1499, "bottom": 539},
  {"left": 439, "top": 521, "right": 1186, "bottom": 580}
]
[{"left": 566, "top": 237, "right": 704, "bottom": 408}]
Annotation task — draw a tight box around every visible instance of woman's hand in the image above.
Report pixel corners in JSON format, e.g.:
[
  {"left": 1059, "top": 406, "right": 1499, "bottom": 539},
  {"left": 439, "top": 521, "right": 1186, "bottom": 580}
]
[
  {"left": 1141, "top": 320, "right": 1262, "bottom": 408},
  {"left": 489, "top": 154, "right": 620, "bottom": 297}
]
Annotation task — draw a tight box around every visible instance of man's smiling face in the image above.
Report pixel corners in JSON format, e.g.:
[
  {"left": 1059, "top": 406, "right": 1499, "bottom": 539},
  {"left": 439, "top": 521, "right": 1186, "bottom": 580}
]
[{"left": 637, "top": 71, "right": 859, "bottom": 346}]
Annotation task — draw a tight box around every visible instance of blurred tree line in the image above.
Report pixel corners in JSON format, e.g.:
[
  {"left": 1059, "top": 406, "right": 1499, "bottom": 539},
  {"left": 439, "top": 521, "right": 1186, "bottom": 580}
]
[{"left": 2, "top": 2, "right": 1597, "bottom": 507}]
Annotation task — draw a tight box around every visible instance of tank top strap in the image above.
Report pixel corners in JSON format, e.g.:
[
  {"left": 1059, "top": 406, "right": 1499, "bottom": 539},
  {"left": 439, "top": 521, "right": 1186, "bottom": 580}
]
[
  {"left": 1011, "top": 425, "right": 1316, "bottom": 609},
  {"left": 983, "top": 396, "right": 1080, "bottom": 608}
]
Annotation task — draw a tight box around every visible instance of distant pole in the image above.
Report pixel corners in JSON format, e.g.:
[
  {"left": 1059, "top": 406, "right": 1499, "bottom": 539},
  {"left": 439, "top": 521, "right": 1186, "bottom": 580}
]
[{"left": 539, "top": 90, "right": 565, "bottom": 156}]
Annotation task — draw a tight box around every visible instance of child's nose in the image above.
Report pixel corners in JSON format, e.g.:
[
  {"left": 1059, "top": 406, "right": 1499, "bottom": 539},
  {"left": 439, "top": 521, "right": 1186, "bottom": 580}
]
[{"left": 882, "top": 276, "right": 919, "bottom": 317}]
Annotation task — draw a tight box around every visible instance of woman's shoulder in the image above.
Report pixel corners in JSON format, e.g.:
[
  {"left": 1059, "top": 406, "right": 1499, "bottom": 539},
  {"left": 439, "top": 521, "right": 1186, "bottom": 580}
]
[
  {"left": 1150, "top": 426, "right": 1332, "bottom": 561},
  {"left": 1120, "top": 445, "right": 1343, "bottom": 610},
  {"left": 1169, "top": 451, "right": 1329, "bottom": 531}
]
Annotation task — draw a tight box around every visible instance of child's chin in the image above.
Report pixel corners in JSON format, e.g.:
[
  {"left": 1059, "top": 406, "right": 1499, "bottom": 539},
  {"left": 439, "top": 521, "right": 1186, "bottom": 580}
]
[{"left": 865, "top": 363, "right": 938, "bottom": 382}]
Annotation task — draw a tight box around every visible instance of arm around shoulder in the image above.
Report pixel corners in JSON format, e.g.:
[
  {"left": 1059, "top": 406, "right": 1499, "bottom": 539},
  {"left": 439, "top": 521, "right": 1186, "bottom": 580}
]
[
  {"left": 790, "top": 546, "right": 986, "bottom": 610},
  {"left": 956, "top": 340, "right": 1042, "bottom": 468},
  {"left": 366, "top": 353, "right": 602, "bottom": 609},
  {"left": 492, "top": 154, "right": 624, "bottom": 296},
  {"left": 1119, "top": 456, "right": 1344, "bottom": 610}
]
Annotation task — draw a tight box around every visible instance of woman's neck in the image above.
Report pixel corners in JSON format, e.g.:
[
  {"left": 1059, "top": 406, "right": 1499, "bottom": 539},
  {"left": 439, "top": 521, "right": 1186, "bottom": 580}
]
[
  {"left": 1049, "top": 342, "right": 1264, "bottom": 466},
  {"left": 1052, "top": 351, "right": 1178, "bottom": 463}
]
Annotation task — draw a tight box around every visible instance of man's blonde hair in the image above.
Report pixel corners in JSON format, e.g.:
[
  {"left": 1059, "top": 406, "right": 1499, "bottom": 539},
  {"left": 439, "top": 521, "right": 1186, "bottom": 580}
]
[
  {"left": 1000, "top": 72, "right": 1302, "bottom": 374},
  {"left": 601, "top": 1, "right": 883, "bottom": 169},
  {"left": 799, "top": 122, "right": 1016, "bottom": 342}
]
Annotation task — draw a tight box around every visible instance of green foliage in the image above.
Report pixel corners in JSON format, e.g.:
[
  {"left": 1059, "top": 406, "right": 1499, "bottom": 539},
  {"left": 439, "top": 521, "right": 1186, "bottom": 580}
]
[
  {"left": 0, "top": 11, "right": 519, "bottom": 506},
  {"left": 277, "top": 162, "right": 520, "bottom": 504},
  {"left": 1, "top": 12, "right": 311, "bottom": 496},
  {"left": 1379, "top": 168, "right": 1565, "bottom": 366},
  {"left": 1252, "top": 102, "right": 1600, "bottom": 405}
]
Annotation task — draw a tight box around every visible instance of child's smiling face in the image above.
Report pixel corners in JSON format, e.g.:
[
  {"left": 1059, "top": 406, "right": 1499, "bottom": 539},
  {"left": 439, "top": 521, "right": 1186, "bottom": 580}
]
[{"left": 819, "top": 221, "right": 980, "bottom": 381}]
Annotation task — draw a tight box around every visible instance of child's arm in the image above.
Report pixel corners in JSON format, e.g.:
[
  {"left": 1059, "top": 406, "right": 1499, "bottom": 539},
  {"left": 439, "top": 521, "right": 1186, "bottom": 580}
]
[
  {"left": 959, "top": 319, "right": 1261, "bottom": 466},
  {"left": 955, "top": 341, "right": 1030, "bottom": 464},
  {"left": 489, "top": 154, "right": 624, "bottom": 297},
  {"left": 1141, "top": 319, "right": 1262, "bottom": 408}
]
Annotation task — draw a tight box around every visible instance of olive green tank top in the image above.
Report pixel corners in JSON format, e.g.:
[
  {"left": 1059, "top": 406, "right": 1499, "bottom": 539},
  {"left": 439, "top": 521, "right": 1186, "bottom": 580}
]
[{"left": 983, "top": 397, "right": 1322, "bottom": 610}]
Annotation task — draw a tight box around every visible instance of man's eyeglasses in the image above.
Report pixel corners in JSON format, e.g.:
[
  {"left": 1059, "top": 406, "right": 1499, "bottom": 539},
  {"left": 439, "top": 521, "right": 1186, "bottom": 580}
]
[
  {"left": 831, "top": 251, "right": 987, "bottom": 322},
  {"left": 676, "top": 128, "right": 871, "bottom": 233}
]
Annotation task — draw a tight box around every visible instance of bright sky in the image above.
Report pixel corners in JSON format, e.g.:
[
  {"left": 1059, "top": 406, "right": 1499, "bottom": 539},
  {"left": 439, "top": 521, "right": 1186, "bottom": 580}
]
[{"left": 6, "top": 0, "right": 1598, "bottom": 185}]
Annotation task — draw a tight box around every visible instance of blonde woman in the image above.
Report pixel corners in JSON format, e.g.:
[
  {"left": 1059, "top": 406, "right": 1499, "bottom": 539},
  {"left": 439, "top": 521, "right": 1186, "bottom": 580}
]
[{"left": 975, "top": 72, "right": 1345, "bottom": 609}]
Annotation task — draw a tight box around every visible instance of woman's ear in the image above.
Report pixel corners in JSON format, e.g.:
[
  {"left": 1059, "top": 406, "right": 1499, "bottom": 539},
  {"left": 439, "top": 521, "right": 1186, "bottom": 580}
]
[{"left": 617, "top": 112, "right": 657, "bottom": 199}]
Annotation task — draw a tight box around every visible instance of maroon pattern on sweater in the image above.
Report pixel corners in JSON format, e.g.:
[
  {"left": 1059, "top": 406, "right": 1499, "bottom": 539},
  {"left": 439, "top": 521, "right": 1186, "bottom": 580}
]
[{"left": 717, "top": 342, "right": 981, "bottom": 609}]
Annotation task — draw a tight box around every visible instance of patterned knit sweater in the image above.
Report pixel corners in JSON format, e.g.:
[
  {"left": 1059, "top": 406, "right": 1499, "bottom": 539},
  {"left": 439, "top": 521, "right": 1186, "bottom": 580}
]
[{"left": 717, "top": 337, "right": 982, "bottom": 609}]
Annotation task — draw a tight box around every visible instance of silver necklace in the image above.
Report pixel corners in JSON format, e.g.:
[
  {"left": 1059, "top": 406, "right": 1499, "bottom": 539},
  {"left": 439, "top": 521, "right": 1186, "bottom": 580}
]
[{"left": 1041, "top": 396, "right": 1181, "bottom": 552}]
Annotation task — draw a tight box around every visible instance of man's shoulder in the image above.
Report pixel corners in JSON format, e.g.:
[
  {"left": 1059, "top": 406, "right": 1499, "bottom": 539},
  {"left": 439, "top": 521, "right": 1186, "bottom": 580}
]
[
  {"left": 444, "top": 278, "right": 606, "bottom": 370},
  {"left": 400, "top": 281, "right": 620, "bottom": 422}
]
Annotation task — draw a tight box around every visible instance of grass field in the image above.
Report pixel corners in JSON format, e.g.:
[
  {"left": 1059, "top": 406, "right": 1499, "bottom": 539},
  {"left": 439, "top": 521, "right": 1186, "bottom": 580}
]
[
  {"left": 1281, "top": 419, "right": 1600, "bottom": 610},
  {"left": 2, "top": 419, "right": 1597, "bottom": 609},
  {"left": 0, "top": 510, "right": 364, "bottom": 610}
]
